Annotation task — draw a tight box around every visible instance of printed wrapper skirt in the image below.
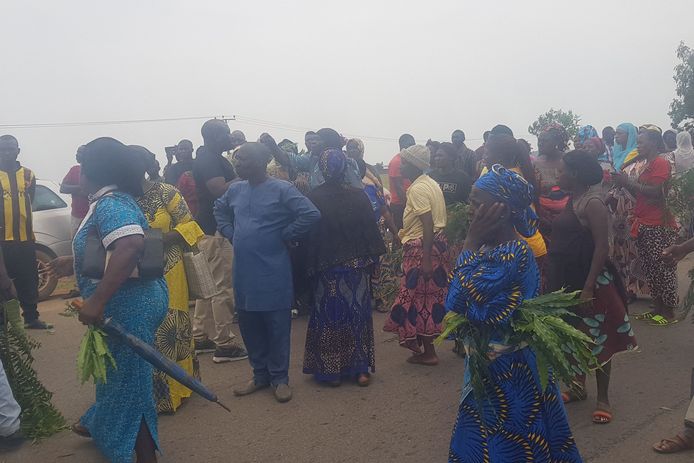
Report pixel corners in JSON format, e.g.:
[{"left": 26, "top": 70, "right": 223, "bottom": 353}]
[{"left": 383, "top": 232, "right": 450, "bottom": 352}]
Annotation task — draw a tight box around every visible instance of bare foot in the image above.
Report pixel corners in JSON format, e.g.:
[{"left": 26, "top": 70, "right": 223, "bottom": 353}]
[{"left": 406, "top": 353, "right": 439, "bottom": 366}]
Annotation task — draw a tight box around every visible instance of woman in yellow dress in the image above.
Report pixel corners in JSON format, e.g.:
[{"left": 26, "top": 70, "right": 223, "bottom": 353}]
[{"left": 134, "top": 146, "right": 205, "bottom": 414}]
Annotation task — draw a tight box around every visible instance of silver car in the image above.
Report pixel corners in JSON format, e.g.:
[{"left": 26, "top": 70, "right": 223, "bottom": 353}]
[{"left": 33, "top": 180, "right": 73, "bottom": 300}]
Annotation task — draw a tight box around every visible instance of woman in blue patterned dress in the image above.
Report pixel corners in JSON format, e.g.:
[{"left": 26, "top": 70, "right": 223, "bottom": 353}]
[
  {"left": 446, "top": 165, "right": 582, "bottom": 462},
  {"left": 51, "top": 138, "right": 168, "bottom": 463},
  {"left": 303, "top": 149, "right": 386, "bottom": 387}
]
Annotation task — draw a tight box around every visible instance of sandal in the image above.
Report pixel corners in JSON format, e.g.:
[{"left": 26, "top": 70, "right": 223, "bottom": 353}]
[
  {"left": 592, "top": 404, "right": 612, "bottom": 424},
  {"left": 406, "top": 354, "right": 439, "bottom": 366},
  {"left": 633, "top": 311, "right": 656, "bottom": 321},
  {"left": 649, "top": 315, "right": 679, "bottom": 326},
  {"left": 653, "top": 435, "right": 694, "bottom": 454}
]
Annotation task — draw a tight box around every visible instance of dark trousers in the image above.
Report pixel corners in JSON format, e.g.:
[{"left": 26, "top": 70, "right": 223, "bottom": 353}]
[
  {"left": 237, "top": 309, "right": 291, "bottom": 386},
  {"left": 0, "top": 241, "right": 39, "bottom": 322}
]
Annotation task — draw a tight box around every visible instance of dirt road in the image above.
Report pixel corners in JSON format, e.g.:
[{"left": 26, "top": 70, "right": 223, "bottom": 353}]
[{"left": 5, "top": 257, "right": 694, "bottom": 462}]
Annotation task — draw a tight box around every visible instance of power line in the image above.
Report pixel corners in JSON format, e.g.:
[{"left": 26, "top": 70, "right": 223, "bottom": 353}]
[
  {"left": 0, "top": 114, "right": 482, "bottom": 143},
  {"left": 0, "top": 115, "right": 219, "bottom": 129}
]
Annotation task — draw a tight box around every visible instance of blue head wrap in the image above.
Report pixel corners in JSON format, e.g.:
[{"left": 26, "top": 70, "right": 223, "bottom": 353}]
[
  {"left": 474, "top": 164, "right": 538, "bottom": 238},
  {"left": 612, "top": 123, "right": 638, "bottom": 170},
  {"left": 577, "top": 125, "right": 599, "bottom": 145},
  {"left": 319, "top": 148, "right": 347, "bottom": 183}
]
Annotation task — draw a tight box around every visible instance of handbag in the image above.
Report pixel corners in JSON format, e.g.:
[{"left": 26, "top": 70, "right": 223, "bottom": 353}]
[
  {"left": 183, "top": 247, "right": 219, "bottom": 299},
  {"left": 82, "top": 227, "right": 164, "bottom": 280}
]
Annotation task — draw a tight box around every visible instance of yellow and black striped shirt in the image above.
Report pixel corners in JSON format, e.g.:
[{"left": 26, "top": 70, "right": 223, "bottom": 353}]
[{"left": 0, "top": 166, "right": 35, "bottom": 242}]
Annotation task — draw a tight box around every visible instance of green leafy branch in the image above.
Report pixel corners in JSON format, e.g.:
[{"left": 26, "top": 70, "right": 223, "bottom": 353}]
[
  {"left": 0, "top": 300, "right": 66, "bottom": 439},
  {"left": 436, "top": 290, "right": 598, "bottom": 407}
]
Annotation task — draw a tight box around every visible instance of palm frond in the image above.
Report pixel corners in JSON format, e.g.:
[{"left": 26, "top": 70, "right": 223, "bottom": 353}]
[{"left": 0, "top": 300, "right": 66, "bottom": 439}]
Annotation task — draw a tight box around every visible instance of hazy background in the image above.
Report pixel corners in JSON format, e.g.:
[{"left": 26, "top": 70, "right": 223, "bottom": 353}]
[{"left": 1, "top": 0, "right": 692, "bottom": 180}]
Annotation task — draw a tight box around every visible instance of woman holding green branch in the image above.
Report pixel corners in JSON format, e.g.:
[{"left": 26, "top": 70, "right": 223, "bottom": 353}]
[
  {"left": 445, "top": 165, "right": 582, "bottom": 462},
  {"left": 49, "top": 137, "right": 168, "bottom": 463}
]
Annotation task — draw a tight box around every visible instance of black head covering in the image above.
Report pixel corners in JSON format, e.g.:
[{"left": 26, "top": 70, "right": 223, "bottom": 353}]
[
  {"left": 81, "top": 137, "right": 145, "bottom": 196},
  {"left": 317, "top": 128, "right": 345, "bottom": 150},
  {"left": 563, "top": 150, "right": 603, "bottom": 186},
  {"left": 490, "top": 125, "right": 514, "bottom": 137}
]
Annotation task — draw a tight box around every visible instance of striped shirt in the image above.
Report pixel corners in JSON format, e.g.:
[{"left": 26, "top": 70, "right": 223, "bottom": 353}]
[{"left": 0, "top": 165, "right": 36, "bottom": 242}]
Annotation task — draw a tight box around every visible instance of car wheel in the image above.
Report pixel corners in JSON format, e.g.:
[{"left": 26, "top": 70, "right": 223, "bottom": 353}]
[{"left": 36, "top": 248, "right": 58, "bottom": 302}]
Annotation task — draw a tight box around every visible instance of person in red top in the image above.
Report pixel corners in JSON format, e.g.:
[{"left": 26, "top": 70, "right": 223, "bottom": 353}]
[
  {"left": 60, "top": 146, "right": 89, "bottom": 237},
  {"left": 388, "top": 134, "right": 415, "bottom": 229},
  {"left": 613, "top": 128, "right": 678, "bottom": 325}
]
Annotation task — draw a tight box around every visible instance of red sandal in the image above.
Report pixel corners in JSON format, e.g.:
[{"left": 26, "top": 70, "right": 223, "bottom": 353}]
[{"left": 592, "top": 408, "right": 612, "bottom": 424}]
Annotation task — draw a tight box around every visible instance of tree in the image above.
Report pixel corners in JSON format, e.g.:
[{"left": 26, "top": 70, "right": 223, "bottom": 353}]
[
  {"left": 669, "top": 41, "right": 694, "bottom": 129},
  {"left": 528, "top": 108, "right": 581, "bottom": 139}
]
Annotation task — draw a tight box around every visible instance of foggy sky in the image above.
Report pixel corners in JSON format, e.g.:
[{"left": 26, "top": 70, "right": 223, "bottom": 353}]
[{"left": 1, "top": 0, "right": 692, "bottom": 180}]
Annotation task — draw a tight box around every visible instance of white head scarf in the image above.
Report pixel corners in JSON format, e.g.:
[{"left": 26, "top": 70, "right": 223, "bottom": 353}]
[{"left": 674, "top": 131, "right": 694, "bottom": 175}]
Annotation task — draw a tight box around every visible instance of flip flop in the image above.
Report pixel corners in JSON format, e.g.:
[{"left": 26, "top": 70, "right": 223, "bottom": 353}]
[
  {"left": 653, "top": 435, "right": 694, "bottom": 454},
  {"left": 406, "top": 354, "right": 439, "bottom": 366},
  {"left": 649, "top": 315, "right": 679, "bottom": 326},
  {"left": 592, "top": 407, "right": 612, "bottom": 424},
  {"left": 633, "top": 311, "right": 656, "bottom": 321}
]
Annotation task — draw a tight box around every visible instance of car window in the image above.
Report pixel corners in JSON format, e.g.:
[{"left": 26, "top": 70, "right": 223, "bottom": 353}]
[{"left": 32, "top": 185, "right": 67, "bottom": 212}]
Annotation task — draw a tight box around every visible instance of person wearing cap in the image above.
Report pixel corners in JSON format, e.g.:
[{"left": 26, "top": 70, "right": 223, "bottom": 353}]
[{"left": 383, "top": 145, "right": 449, "bottom": 366}]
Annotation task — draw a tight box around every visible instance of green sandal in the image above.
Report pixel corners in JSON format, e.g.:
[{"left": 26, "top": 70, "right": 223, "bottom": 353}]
[
  {"left": 633, "top": 311, "right": 656, "bottom": 321},
  {"left": 649, "top": 315, "right": 679, "bottom": 326}
]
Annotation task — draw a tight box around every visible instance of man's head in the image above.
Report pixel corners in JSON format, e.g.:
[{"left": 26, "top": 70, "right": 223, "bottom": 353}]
[
  {"left": 234, "top": 142, "right": 272, "bottom": 180},
  {"left": 201, "top": 119, "right": 233, "bottom": 154},
  {"left": 230, "top": 130, "right": 247, "bottom": 149},
  {"left": 175, "top": 139, "right": 194, "bottom": 162},
  {"left": 398, "top": 134, "right": 415, "bottom": 151},
  {"left": 0, "top": 135, "right": 19, "bottom": 164},
  {"left": 602, "top": 126, "right": 615, "bottom": 145},
  {"left": 305, "top": 131, "right": 321, "bottom": 154},
  {"left": 451, "top": 130, "right": 466, "bottom": 148}
]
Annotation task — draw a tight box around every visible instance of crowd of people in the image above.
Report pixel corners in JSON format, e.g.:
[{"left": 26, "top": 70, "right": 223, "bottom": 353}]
[{"left": 0, "top": 116, "right": 693, "bottom": 461}]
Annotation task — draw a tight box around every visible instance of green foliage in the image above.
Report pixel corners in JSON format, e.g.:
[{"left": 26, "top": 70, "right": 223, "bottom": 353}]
[
  {"left": 78, "top": 327, "right": 116, "bottom": 385},
  {"left": 670, "top": 42, "right": 694, "bottom": 128},
  {"left": 667, "top": 168, "right": 694, "bottom": 225},
  {"left": 436, "top": 290, "right": 598, "bottom": 407},
  {"left": 444, "top": 203, "right": 472, "bottom": 245},
  {"left": 510, "top": 295, "right": 597, "bottom": 391},
  {"left": 528, "top": 108, "right": 581, "bottom": 139},
  {"left": 0, "top": 300, "right": 66, "bottom": 439}
]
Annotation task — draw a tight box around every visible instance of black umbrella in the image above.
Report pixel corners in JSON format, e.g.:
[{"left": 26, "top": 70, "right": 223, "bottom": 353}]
[{"left": 102, "top": 318, "right": 230, "bottom": 412}]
